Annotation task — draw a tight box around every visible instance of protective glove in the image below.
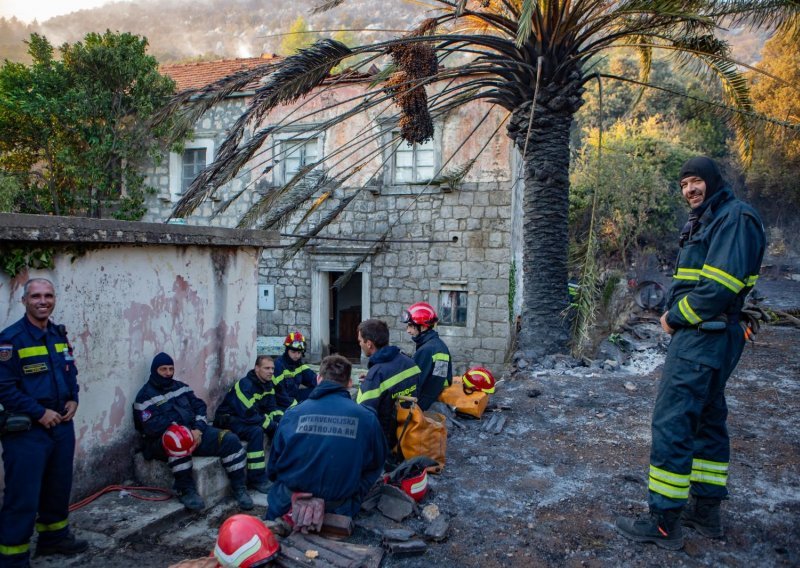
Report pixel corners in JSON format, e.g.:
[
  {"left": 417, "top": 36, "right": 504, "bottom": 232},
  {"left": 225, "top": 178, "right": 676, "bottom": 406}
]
[
  {"left": 740, "top": 304, "right": 771, "bottom": 341},
  {"left": 290, "top": 492, "right": 325, "bottom": 533}
]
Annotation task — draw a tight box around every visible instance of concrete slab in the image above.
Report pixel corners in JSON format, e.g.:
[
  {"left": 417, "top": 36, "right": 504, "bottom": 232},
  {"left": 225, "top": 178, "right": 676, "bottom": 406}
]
[{"left": 134, "top": 453, "right": 230, "bottom": 508}]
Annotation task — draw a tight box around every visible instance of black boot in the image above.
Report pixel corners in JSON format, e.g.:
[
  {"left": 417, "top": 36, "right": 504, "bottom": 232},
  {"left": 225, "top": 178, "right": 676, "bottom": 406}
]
[
  {"left": 232, "top": 484, "right": 254, "bottom": 511},
  {"left": 682, "top": 496, "right": 723, "bottom": 538},
  {"left": 616, "top": 507, "right": 684, "bottom": 550},
  {"left": 35, "top": 532, "right": 89, "bottom": 557},
  {"left": 248, "top": 479, "right": 272, "bottom": 494},
  {"left": 177, "top": 486, "right": 206, "bottom": 512}
]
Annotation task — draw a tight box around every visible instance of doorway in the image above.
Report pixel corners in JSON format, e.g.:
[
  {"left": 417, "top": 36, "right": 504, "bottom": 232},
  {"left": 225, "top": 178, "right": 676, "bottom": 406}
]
[{"left": 329, "top": 272, "right": 362, "bottom": 361}]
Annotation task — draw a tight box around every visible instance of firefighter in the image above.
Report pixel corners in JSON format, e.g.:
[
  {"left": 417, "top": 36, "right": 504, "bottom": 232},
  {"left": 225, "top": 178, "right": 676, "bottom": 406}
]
[
  {"left": 616, "top": 156, "right": 766, "bottom": 550},
  {"left": 0, "top": 278, "right": 88, "bottom": 566},
  {"left": 133, "top": 352, "right": 254, "bottom": 512},
  {"left": 402, "top": 302, "right": 452, "bottom": 410},
  {"left": 214, "top": 356, "right": 282, "bottom": 493},
  {"left": 356, "top": 319, "right": 421, "bottom": 448},
  {"left": 265, "top": 355, "right": 387, "bottom": 522},
  {"left": 272, "top": 332, "right": 317, "bottom": 410}
]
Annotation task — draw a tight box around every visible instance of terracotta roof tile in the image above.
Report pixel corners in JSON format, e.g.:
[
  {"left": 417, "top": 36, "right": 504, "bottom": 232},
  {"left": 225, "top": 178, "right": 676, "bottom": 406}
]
[{"left": 160, "top": 55, "right": 280, "bottom": 92}]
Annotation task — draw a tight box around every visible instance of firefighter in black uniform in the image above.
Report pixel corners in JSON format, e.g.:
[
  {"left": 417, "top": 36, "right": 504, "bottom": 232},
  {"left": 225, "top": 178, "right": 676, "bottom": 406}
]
[
  {"left": 0, "top": 278, "right": 88, "bottom": 566},
  {"left": 617, "top": 156, "right": 766, "bottom": 550}
]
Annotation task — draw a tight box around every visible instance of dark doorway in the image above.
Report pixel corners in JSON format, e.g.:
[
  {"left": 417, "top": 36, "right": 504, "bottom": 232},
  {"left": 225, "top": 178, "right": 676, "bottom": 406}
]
[{"left": 329, "top": 272, "right": 362, "bottom": 361}]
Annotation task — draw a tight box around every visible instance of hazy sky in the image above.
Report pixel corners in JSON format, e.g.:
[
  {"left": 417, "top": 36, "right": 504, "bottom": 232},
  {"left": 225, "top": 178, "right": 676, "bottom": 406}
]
[{"left": 0, "top": 0, "right": 114, "bottom": 23}]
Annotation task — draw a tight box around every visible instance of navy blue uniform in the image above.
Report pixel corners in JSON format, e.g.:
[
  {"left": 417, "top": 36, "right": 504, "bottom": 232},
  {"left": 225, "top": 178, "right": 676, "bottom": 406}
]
[
  {"left": 649, "top": 186, "right": 765, "bottom": 511},
  {"left": 356, "top": 346, "right": 420, "bottom": 447},
  {"left": 265, "top": 380, "right": 387, "bottom": 519},
  {"left": 411, "top": 329, "right": 452, "bottom": 410},
  {"left": 133, "top": 371, "right": 247, "bottom": 491},
  {"left": 215, "top": 370, "right": 283, "bottom": 484},
  {"left": 0, "top": 316, "right": 79, "bottom": 567},
  {"left": 273, "top": 353, "right": 317, "bottom": 409}
]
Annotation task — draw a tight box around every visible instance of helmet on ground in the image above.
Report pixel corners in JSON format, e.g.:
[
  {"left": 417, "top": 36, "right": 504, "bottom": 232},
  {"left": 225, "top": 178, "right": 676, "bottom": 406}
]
[
  {"left": 384, "top": 456, "right": 437, "bottom": 502},
  {"left": 400, "top": 470, "right": 429, "bottom": 502},
  {"left": 462, "top": 367, "right": 496, "bottom": 394},
  {"left": 214, "top": 514, "right": 280, "bottom": 567},
  {"left": 161, "top": 424, "right": 195, "bottom": 458},
  {"left": 401, "top": 302, "right": 438, "bottom": 328},
  {"left": 284, "top": 331, "right": 306, "bottom": 352}
]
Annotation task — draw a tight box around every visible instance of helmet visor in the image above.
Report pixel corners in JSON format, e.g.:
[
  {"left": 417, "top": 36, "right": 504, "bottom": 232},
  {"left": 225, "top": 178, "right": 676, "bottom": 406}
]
[{"left": 401, "top": 310, "right": 413, "bottom": 324}]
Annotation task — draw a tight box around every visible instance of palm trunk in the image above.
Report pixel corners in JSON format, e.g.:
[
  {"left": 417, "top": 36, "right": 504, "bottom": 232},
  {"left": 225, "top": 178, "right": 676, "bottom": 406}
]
[{"left": 507, "top": 77, "right": 584, "bottom": 359}]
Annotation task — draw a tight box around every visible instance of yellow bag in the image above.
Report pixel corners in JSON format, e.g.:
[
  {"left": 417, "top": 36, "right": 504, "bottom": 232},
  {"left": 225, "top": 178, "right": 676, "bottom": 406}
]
[
  {"left": 438, "top": 376, "right": 489, "bottom": 418},
  {"left": 395, "top": 397, "right": 447, "bottom": 470}
]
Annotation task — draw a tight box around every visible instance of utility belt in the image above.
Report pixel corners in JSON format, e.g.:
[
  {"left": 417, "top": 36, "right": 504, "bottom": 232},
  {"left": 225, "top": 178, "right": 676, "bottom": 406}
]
[
  {"left": 0, "top": 403, "right": 32, "bottom": 435},
  {"left": 695, "top": 312, "right": 739, "bottom": 332}
]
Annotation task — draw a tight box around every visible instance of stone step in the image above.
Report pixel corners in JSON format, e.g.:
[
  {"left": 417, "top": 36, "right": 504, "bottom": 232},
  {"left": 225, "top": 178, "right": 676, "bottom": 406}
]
[{"left": 133, "top": 452, "right": 231, "bottom": 509}]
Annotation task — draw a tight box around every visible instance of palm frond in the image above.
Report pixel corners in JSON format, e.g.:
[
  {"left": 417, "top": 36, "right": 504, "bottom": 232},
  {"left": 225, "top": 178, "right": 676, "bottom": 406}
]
[
  {"left": 514, "top": 0, "right": 535, "bottom": 48},
  {"left": 311, "top": 0, "right": 347, "bottom": 15},
  {"left": 332, "top": 235, "right": 387, "bottom": 290},
  {"left": 293, "top": 191, "right": 332, "bottom": 228},
  {"left": 237, "top": 163, "right": 318, "bottom": 229}
]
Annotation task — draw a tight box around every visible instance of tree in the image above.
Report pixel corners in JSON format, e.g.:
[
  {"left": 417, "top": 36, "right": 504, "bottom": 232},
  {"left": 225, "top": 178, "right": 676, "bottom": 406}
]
[
  {"left": 280, "top": 16, "right": 319, "bottom": 56},
  {"left": 0, "top": 31, "right": 178, "bottom": 218},
  {"left": 164, "top": 1, "right": 800, "bottom": 358}
]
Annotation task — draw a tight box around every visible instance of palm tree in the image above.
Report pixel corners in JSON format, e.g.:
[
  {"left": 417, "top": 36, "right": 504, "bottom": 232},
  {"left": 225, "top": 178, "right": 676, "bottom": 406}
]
[{"left": 161, "top": 0, "right": 799, "bottom": 358}]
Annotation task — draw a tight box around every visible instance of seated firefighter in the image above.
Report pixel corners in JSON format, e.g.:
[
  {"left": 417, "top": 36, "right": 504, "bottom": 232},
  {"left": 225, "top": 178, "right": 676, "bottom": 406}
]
[
  {"left": 133, "top": 352, "right": 253, "bottom": 512},
  {"left": 356, "top": 319, "right": 421, "bottom": 449},
  {"left": 265, "top": 355, "right": 388, "bottom": 523},
  {"left": 273, "top": 332, "right": 318, "bottom": 410},
  {"left": 214, "top": 355, "right": 282, "bottom": 493}
]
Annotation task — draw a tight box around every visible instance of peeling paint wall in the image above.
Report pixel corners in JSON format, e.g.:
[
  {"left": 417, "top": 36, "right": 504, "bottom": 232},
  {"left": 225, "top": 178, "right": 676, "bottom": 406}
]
[{"left": 0, "top": 244, "right": 259, "bottom": 499}]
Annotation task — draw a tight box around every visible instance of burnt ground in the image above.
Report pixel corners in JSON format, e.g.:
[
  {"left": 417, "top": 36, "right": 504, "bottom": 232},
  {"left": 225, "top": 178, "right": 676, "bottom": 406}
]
[{"left": 36, "top": 279, "right": 800, "bottom": 568}]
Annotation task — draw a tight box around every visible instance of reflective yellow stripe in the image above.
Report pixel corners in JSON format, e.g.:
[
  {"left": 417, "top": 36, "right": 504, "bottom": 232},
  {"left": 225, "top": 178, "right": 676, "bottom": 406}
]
[
  {"left": 649, "top": 478, "right": 691, "bottom": 499},
  {"left": 54, "top": 343, "right": 68, "bottom": 352},
  {"left": 261, "top": 415, "right": 271, "bottom": 429},
  {"left": 288, "top": 399, "right": 298, "bottom": 409},
  {"left": 678, "top": 296, "right": 702, "bottom": 325},
  {"left": 36, "top": 519, "right": 68, "bottom": 532},
  {"left": 269, "top": 409, "right": 284, "bottom": 419},
  {"left": 18, "top": 346, "right": 48, "bottom": 359},
  {"left": 432, "top": 353, "right": 450, "bottom": 361},
  {"left": 272, "top": 364, "right": 311, "bottom": 386},
  {"left": 234, "top": 381, "right": 255, "bottom": 409},
  {"left": 690, "top": 471, "right": 727, "bottom": 486},
  {"left": 247, "top": 461, "right": 266, "bottom": 470},
  {"left": 746, "top": 275, "right": 759, "bottom": 286},
  {"left": 0, "top": 542, "right": 29, "bottom": 555},
  {"left": 247, "top": 450, "right": 265, "bottom": 459},
  {"left": 649, "top": 465, "right": 690, "bottom": 487},
  {"left": 701, "top": 264, "right": 744, "bottom": 293},
  {"left": 674, "top": 268, "right": 701, "bottom": 281},
  {"left": 691, "top": 458, "right": 728, "bottom": 486},
  {"left": 357, "top": 366, "right": 420, "bottom": 404},
  {"left": 692, "top": 458, "right": 728, "bottom": 472}
]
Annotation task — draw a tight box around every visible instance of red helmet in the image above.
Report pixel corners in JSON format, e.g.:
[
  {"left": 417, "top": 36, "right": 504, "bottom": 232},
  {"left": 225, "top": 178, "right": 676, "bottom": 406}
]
[
  {"left": 402, "top": 302, "right": 438, "bottom": 328},
  {"left": 284, "top": 331, "right": 306, "bottom": 352},
  {"left": 213, "top": 514, "right": 280, "bottom": 567},
  {"left": 161, "top": 424, "right": 195, "bottom": 458},
  {"left": 462, "top": 367, "right": 496, "bottom": 394},
  {"left": 400, "top": 470, "right": 429, "bottom": 502}
]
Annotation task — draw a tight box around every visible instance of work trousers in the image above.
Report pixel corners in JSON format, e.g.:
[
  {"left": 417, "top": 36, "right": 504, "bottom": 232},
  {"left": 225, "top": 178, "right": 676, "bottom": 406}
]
[
  {"left": 228, "top": 420, "right": 270, "bottom": 485},
  {"left": 0, "top": 421, "right": 75, "bottom": 567},
  {"left": 649, "top": 324, "right": 746, "bottom": 511}
]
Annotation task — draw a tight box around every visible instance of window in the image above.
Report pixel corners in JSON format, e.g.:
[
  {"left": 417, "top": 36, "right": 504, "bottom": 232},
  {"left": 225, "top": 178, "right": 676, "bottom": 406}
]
[
  {"left": 279, "top": 136, "right": 319, "bottom": 183},
  {"left": 181, "top": 148, "right": 207, "bottom": 192},
  {"left": 394, "top": 136, "right": 435, "bottom": 184},
  {"left": 439, "top": 290, "right": 468, "bottom": 326},
  {"left": 168, "top": 138, "right": 215, "bottom": 201}
]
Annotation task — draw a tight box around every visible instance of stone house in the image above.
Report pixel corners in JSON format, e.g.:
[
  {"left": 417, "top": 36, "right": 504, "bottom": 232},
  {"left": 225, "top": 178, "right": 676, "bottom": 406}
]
[{"left": 144, "top": 56, "right": 524, "bottom": 374}]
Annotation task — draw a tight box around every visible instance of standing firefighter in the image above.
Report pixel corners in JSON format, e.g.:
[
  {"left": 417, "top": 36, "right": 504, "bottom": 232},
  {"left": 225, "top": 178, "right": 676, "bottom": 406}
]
[
  {"left": 273, "top": 332, "right": 317, "bottom": 410},
  {"left": 616, "top": 156, "right": 766, "bottom": 550},
  {"left": 402, "top": 302, "right": 452, "bottom": 410},
  {"left": 0, "top": 278, "right": 87, "bottom": 566}
]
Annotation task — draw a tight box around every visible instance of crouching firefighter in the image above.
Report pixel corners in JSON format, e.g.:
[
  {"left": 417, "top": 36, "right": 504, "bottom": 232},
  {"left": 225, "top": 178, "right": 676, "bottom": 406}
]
[
  {"left": 616, "top": 156, "right": 766, "bottom": 550},
  {"left": 133, "top": 352, "right": 253, "bottom": 512}
]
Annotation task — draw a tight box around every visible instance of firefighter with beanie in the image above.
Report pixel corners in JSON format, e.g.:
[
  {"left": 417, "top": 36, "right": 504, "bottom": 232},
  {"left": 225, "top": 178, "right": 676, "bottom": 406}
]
[
  {"left": 0, "top": 278, "right": 87, "bottom": 566},
  {"left": 134, "top": 352, "right": 254, "bottom": 512},
  {"left": 214, "top": 355, "right": 282, "bottom": 493},
  {"left": 402, "top": 302, "right": 452, "bottom": 410},
  {"left": 272, "top": 332, "right": 317, "bottom": 410},
  {"left": 265, "top": 355, "right": 387, "bottom": 523},
  {"left": 617, "top": 156, "right": 766, "bottom": 550}
]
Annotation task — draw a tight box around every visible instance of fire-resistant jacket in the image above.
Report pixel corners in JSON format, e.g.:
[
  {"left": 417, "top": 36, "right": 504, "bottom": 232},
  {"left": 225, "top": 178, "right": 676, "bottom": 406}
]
[
  {"left": 133, "top": 373, "right": 209, "bottom": 440},
  {"left": 0, "top": 316, "right": 79, "bottom": 419},
  {"left": 216, "top": 369, "right": 283, "bottom": 430},
  {"left": 273, "top": 352, "right": 317, "bottom": 409},
  {"left": 411, "top": 329, "right": 452, "bottom": 410},
  {"left": 356, "top": 345, "right": 420, "bottom": 443},
  {"left": 267, "top": 380, "right": 388, "bottom": 502},
  {"left": 665, "top": 186, "right": 766, "bottom": 335}
]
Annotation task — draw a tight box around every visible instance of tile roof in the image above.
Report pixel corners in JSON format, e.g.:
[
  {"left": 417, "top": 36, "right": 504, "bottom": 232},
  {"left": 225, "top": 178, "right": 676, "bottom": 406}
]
[{"left": 160, "top": 54, "right": 280, "bottom": 92}]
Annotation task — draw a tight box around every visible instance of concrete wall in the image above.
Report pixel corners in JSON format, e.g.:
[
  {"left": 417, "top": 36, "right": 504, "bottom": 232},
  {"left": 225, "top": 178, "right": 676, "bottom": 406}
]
[
  {"left": 143, "top": 78, "right": 516, "bottom": 373},
  {"left": 0, "top": 214, "right": 278, "bottom": 499}
]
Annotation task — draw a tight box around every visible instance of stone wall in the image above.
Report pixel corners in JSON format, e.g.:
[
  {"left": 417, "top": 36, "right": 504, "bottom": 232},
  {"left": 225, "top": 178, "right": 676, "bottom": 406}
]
[{"left": 0, "top": 214, "right": 278, "bottom": 499}]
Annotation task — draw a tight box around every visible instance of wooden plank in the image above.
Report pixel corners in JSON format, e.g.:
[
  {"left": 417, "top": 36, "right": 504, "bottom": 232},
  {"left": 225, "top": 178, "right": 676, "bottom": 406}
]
[{"left": 287, "top": 535, "right": 353, "bottom": 568}]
